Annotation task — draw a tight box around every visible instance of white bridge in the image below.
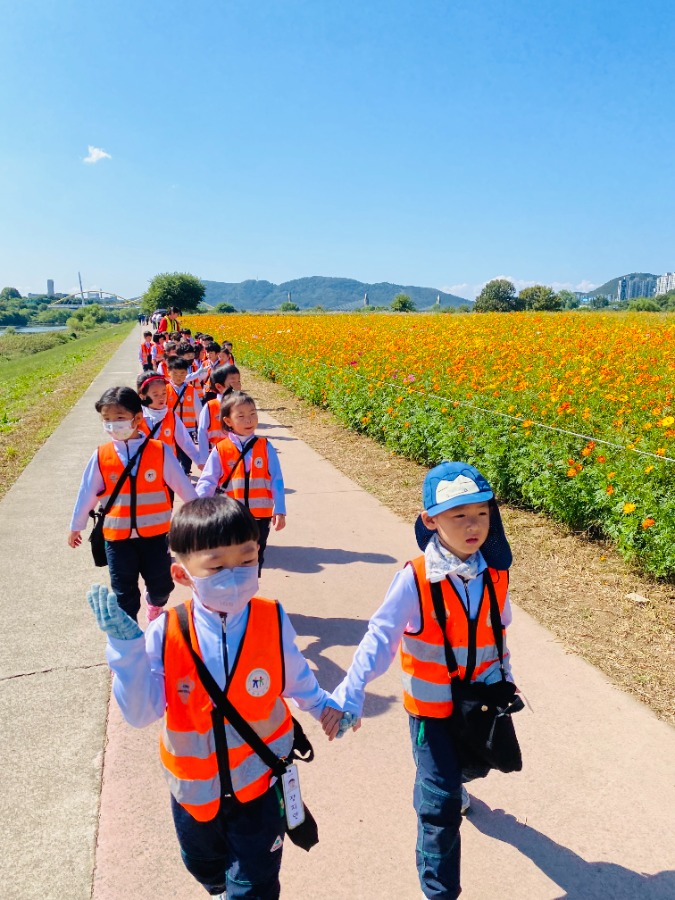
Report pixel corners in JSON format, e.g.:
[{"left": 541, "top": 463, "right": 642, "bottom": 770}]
[{"left": 49, "top": 290, "right": 140, "bottom": 310}]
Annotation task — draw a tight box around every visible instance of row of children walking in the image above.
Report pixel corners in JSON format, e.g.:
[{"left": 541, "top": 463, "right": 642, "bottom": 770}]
[{"left": 72, "top": 324, "right": 519, "bottom": 900}]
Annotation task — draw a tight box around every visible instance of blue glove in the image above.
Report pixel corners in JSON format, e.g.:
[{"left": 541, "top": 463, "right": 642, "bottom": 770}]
[
  {"left": 87, "top": 584, "right": 143, "bottom": 640},
  {"left": 335, "top": 711, "right": 360, "bottom": 739}
]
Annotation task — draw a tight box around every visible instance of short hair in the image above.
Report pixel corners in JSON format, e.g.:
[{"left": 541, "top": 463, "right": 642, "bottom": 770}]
[
  {"left": 210, "top": 364, "right": 239, "bottom": 387},
  {"left": 220, "top": 391, "right": 255, "bottom": 421},
  {"left": 205, "top": 341, "right": 221, "bottom": 354},
  {"left": 176, "top": 342, "right": 194, "bottom": 356},
  {"left": 143, "top": 330, "right": 152, "bottom": 337},
  {"left": 152, "top": 334, "right": 164, "bottom": 343},
  {"left": 168, "top": 357, "right": 189, "bottom": 371},
  {"left": 169, "top": 496, "right": 259, "bottom": 556},
  {"left": 180, "top": 328, "right": 191, "bottom": 335},
  {"left": 95, "top": 386, "right": 142, "bottom": 416}
]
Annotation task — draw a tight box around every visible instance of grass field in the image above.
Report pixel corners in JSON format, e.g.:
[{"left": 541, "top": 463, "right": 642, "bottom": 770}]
[
  {"left": 0, "top": 324, "right": 133, "bottom": 497},
  {"left": 189, "top": 311, "right": 675, "bottom": 577}
]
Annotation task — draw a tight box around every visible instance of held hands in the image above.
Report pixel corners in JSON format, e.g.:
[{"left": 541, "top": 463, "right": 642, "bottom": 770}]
[
  {"left": 87, "top": 584, "right": 144, "bottom": 641},
  {"left": 320, "top": 705, "right": 362, "bottom": 742}
]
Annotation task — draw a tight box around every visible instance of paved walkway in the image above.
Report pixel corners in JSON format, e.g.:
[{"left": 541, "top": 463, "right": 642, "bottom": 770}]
[{"left": 2, "top": 328, "right": 674, "bottom": 899}]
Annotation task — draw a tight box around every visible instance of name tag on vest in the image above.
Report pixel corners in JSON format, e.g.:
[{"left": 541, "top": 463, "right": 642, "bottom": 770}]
[{"left": 282, "top": 764, "right": 305, "bottom": 829}]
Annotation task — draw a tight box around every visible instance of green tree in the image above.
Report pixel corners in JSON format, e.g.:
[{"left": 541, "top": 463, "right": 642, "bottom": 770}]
[
  {"left": 215, "top": 302, "right": 238, "bottom": 313},
  {"left": 557, "top": 289, "right": 579, "bottom": 309},
  {"left": 474, "top": 279, "right": 517, "bottom": 312},
  {"left": 589, "top": 294, "right": 610, "bottom": 310},
  {"left": 0, "top": 287, "right": 21, "bottom": 301},
  {"left": 141, "top": 272, "right": 205, "bottom": 316},
  {"left": 628, "top": 298, "right": 660, "bottom": 312},
  {"left": 518, "top": 284, "right": 562, "bottom": 311},
  {"left": 391, "top": 293, "right": 416, "bottom": 312},
  {"left": 279, "top": 300, "right": 300, "bottom": 312}
]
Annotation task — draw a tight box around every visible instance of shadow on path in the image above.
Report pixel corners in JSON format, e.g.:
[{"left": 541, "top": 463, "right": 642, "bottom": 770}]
[
  {"left": 468, "top": 798, "right": 675, "bottom": 900},
  {"left": 265, "top": 544, "right": 397, "bottom": 574},
  {"left": 289, "top": 612, "right": 397, "bottom": 718}
]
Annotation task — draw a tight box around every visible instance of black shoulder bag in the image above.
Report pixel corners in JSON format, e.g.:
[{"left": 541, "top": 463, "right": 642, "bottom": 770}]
[
  {"left": 430, "top": 569, "right": 524, "bottom": 775},
  {"left": 174, "top": 604, "right": 319, "bottom": 851},
  {"left": 88, "top": 423, "right": 160, "bottom": 567}
]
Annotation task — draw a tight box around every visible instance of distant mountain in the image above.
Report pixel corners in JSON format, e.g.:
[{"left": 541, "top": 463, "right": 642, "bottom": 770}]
[
  {"left": 202, "top": 276, "right": 469, "bottom": 310},
  {"left": 587, "top": 272, "right": 657, "bottom": 299}
]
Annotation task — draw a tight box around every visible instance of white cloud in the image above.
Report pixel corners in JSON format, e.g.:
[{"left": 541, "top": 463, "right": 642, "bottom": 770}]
[{"left": 83, "top": 145, "right": 111, "bottom": 164}]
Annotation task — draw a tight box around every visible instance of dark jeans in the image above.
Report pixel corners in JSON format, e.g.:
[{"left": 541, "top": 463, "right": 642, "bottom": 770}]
[
  {"left": 409, "top": 715, "right": 463, "bottom": 900},
  {"left": 176, "top": 444, "right": 193, "bottom": 476},
  {"left": 255, "top": 516, "right": 272, "bottom": 574},
  {"left": 105, "top": 534, "right": 173, "bottom": 620},
  {"left": 171, "top": 789, "right": 285, "bottom": 898}
]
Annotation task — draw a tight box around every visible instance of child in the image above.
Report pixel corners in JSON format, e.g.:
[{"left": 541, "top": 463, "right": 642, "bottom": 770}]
[
  {"left": 200, "top": 342, "right": 222, "bottom": 402},
  {"left": 196, "top": 365, "right": 242, "bottom": 463},
  {"left": 322, "top": 462, "right": 516, "bottom": 900},
  {"left": 196, "top": 391, "right": 285, "bottom": 573},
  {"left": 139, "top": 330, "right": 154, "bottom": 370},
  {"left": 157, "top": 341, "right": 178, "bottom": 377},
  {"left": 87, "top": 496, "right": 330, "bottom": 898},
  {"left": 166, "top": 358, "right": 202, "bottom": 475},
  {"left": 136, "top": 373, "right": 201, "bottom": 472},
  {"left": 68, "top": 386, "right": 197, "bottom": 621},
  {"left": 222, "top": 340, "right": 235, "bottom": 364},
  {"left": 151, "top": 333, "right": 166, "bottom": 370}
]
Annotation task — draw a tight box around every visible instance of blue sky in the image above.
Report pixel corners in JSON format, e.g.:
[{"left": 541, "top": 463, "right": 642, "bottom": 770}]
[{"left": 2, "top": 0, "right": 675, "bottom": 300}]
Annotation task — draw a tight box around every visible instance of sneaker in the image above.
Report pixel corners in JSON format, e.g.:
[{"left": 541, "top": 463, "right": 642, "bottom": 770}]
[
  {"left": 461, "top": 785, "right": 470, "bottom": 815},
  {"left": 146, "top": 603, "right": 165, "bottom": 622}
]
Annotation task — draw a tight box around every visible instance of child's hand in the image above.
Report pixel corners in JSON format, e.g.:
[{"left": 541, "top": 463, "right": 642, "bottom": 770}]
[
  {"left": 272, "top": 514, "right": 286, "bottom": 532},
  {"left": 87, "top": 584, "right": 144, "bottom": 640},
  {"left": 68, "top": 530, "right": 82, "bottom": 548},
  {"left": 320, "top": 705, "right": 344, "bottom": 741},
  {"left": 336, "top": 712, "right": 361, "bottom": 739}
]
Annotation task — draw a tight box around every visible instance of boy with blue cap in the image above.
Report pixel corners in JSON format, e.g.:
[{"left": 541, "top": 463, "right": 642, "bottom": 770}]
[{"left": 321, "top": 461, "right": 516, "bottom": 900}]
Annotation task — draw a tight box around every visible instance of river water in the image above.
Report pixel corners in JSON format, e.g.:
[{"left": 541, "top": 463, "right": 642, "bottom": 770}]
[{"left": 0, "top": 325, "right": 69, "bottom": 335}]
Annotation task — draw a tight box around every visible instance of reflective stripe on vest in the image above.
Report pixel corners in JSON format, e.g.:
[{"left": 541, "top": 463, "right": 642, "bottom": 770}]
[
  {"left": 140, "top": 410, "right": 178, "bottom": 456},
  {"left": 160, "top": 597, "right": 293, "bottom": 820},
  {"left": 167, "top": 383, "right": 197, "bottom": 429},
  {"left": 207, "top": 399, "right": 225, "bottom": 446},
  {"left": 400, "top": 556, "right": 509, "bottom": 718},
  {"left": 216, "top": 438, "right": 273, "bottom": 518},
  {"left": 96, "top": 440, "right": 172, "bottom": 540}
]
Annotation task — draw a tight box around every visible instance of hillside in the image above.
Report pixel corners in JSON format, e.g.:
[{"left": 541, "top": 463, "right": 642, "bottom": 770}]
[
  {"left": 202, "top": 276, "right": 469, "bottom": 310},
  {"left": 588, "top": 272, "right": 657, "bottom": 298}
]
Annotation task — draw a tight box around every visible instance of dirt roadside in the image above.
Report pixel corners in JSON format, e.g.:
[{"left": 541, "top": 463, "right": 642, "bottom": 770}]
[{"left": 242, "top": 365, "right": 675, "bottom": 725}]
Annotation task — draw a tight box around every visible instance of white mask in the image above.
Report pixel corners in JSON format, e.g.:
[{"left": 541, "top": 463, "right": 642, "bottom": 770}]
[
  {"left": 191, "top": 566, "right": 259, "bottom": 615},
  {"left": 145, "top": 406, "right": 168, "bottom": 422},
  {"left": 103, "top": 420, "right": 137, "bottom": 441}
]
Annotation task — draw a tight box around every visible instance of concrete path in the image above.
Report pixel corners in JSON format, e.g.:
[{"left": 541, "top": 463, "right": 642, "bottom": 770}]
[{"left": 2, "top": 328, "right": 674, "bottom": 900}]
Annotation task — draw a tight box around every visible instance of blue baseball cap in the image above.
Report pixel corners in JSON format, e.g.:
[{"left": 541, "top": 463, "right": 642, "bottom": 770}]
[
  {"left": 423, "top": 461, "right": 494, "bottom": 516},
  {"left": 415, "top": 461, "right": 512, "bottom": 570}
]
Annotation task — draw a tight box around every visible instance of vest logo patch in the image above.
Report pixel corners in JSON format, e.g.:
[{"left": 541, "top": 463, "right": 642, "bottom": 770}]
[
  {"left": 144, "top": 469, "right": 157, "bottom": 482},
  {"left": 246, "top": 668, "right": 270, "bottom": 697},
  {"left": 227, "top": 460, "right": 236, "bottom": 468},
  {"left": 176, "top": 676, "right": 195, "bottom": 703},
  {"left": 254, "top": 457, "right": 263, "bottom": 468},
  {"left": 163, "top": 427, "right": 172, "bottom": 437},
  {"left": 109, "top": 473, "right": 119, "bottom": 483}
]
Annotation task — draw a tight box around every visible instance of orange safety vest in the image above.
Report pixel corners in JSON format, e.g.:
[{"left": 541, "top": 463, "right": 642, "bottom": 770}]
[
  {"left": 400, "top": 556, "right": 509, "bottom": 718},
  {"left": 140, "top": 410, "right": 178, "bottom": 456},
  {"left": 167, "top": 382, "right": 198, "bottom": 429},
  {"left": 96, "top": 440, "right": 172, "bottom": 540},
  {"left": 216, "top": 437, "right": 273, "bottom": 518},
  {"left": 140, "top": 341, "right": 153, "bottom": 366},
  {"left": 206, "top": 398, "right": 225, "bottom": 446},
  {"left": 160, "top": 597, "right": 294, "bottom": 820}
]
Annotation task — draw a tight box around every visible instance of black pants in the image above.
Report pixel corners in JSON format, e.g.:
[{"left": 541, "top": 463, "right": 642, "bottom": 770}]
[
  {"left": 176, "top": 444, "right": 193, "bottom": 476},
  {"left": 105, "top": 534, "right": 173, "bottom": 620},
  {"left": 255, "top": 516, "right": 272, "bottom": 574},
  {"left": 171, "top": 790, "right": 285, "bottom": 898}
]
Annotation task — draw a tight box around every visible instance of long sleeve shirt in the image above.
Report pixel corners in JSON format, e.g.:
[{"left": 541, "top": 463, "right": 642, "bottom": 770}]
[
  {"left": 142, "top": 408, "right": 201, "bottom": 464},
  {"left": 195, "top": 434, "right": 286, "bottom": 515},
  {"left": 106, "top": 595, "right": 329, "bottom": 727},
  {"left": 196, "top": 400, "right": 222, "bottom": 465},
  {"left": 330, "top": 553, "right": 513, "bottom": 718},
  {"left": 70, "top": 436, "right": 197, "bottom": 531}
]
